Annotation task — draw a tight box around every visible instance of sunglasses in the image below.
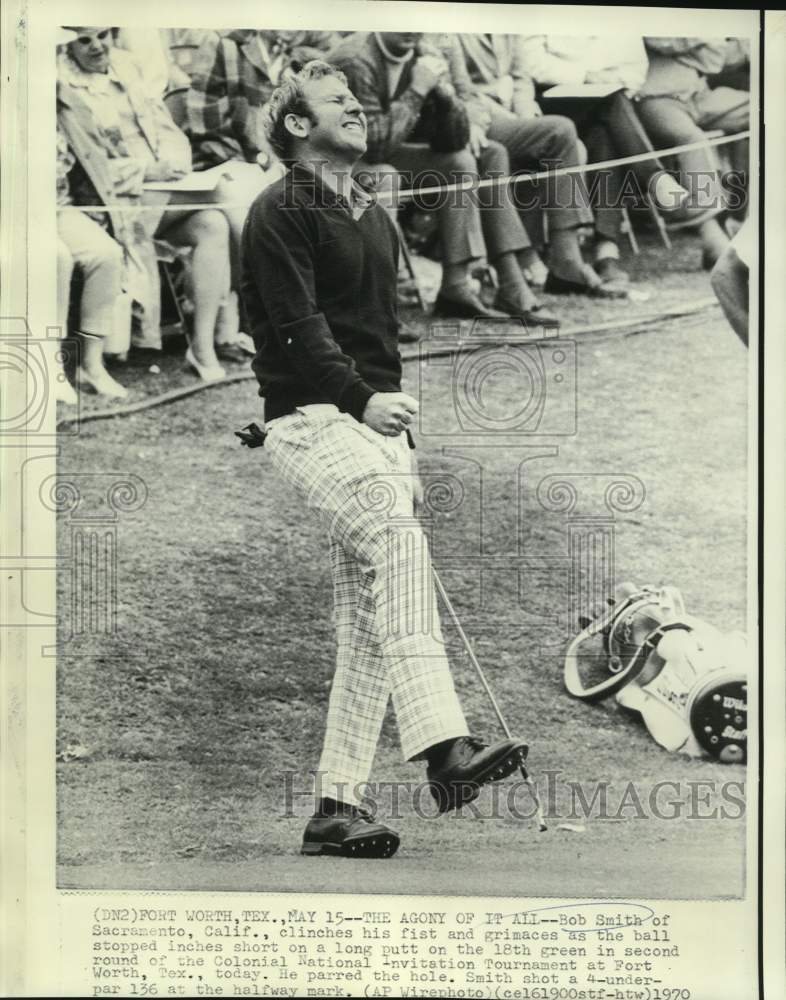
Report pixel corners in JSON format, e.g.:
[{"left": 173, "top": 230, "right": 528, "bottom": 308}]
[{"left": 73, "top": 29, "right": 112, "bottom": 46}]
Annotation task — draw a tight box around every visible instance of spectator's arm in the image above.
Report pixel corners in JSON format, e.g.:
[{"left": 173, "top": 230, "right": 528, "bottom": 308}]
[
  {"left": 107, "top": 157, "right": 147, "bottom": 195},
  {"left": 518, "top": 35, "right": 587, "bottom": 87},
  {"left": 440, "top": 34, "right": 473, "bottom": 102},
  {"left": 186, "top": 32, "right": 246, "bottom": 167},
  {"left": 56, "top": 124, "right": 74, "bottom": 203},
  {"left": 440, "top": 34, "right": 490, "bottom": 128},
  {"left": 300, "top": 30, "right": 342, "bottom": 53},
  {"left": 243, "top": 201, "right": 376, "bottom": 420},
  {"left": 332, "top": 57, "right": 425, "bottom": 163},
  {"left": 722, "top": 38, "right": 750, "bottom": 70},
  {"left": 711, "top": 244, "right": 749, "bottom": 346},
  {"left": 644, "top": 36, "right": 728, "bottom": 74},
  {"left": 510, "top": 35, "right": 541, "bottom": 117},
  {"left": 112, "top": 48, "right": 192, "bottom": 174},
  {"left": 644, "top": 36, "right": 719, "bottom": 56},
  {"left": 151, "top": 98, "right": 193, "bottom": 174},
  {"left": 584, "top": 37, "right": 648, "bottom": 94}
]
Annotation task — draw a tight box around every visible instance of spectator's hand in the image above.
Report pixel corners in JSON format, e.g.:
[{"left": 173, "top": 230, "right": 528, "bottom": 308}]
[
  {"left": 494, "top": 74, "right": 515, "bottom": 108},
  {"left": 410, "top": 53, "right": 449, "bottom": 97},
  {"left": 362, "top": 391, "right": 419, "bottom": 437},
  {"left": 288, "top": 45, "right": 327, "bottom": 72},
  {"left": 434, "top": 78, "right": 456, "bottom": 100},
  {"left": 109, "top": 159, "right": 146, "bottom": 196},
  {"left": 468, "top": 121, "right": 488, "bottom": 158},
  {"left": 144, "top": 159, "right": 188, "bottom": 182},
  {"left": 512, "top": 98, "right": 543, "bottom": 120},
  {"left": 584, "top": 69, "right": 610, "bottom": 85}
]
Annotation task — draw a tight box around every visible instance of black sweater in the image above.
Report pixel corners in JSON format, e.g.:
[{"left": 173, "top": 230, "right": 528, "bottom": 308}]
[{"left": 240, "top": 163, "right": 402, "bottom": 424}]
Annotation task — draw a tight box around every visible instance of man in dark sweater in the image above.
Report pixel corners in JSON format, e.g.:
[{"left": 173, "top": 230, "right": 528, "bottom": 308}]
[{"left": 241, "top": 62, "right": 528, "bottom": 859}]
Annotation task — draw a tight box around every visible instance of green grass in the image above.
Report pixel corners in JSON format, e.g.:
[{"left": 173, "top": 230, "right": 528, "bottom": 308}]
[{"left": 56, "top": 231, "right": 749, "bottom": 891}]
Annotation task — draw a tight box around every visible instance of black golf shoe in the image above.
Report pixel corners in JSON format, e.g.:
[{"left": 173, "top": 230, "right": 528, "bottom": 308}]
[
  {"left": 301, "top": 807, "right": 400, "bottom": 859},
  {"left": 427, "top": 736, "right": 529, "bottom": 813}
]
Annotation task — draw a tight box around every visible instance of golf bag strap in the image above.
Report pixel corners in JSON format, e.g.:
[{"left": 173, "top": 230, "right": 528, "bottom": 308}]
[{"left": 564, "top": 619, "right": 693, "bottom": 703}]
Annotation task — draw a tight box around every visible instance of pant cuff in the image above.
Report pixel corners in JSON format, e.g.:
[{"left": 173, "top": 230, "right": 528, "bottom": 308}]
[
  {"left": 403, "top": 719, "right": 470, "bottom": 763},
  {"left": 312, "top": 768, "right": 366, "bottom": 807}
]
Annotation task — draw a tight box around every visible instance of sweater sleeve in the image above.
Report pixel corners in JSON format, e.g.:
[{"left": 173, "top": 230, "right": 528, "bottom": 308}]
[
  {"left": 243, "top": 199, "right": 376, "bottom": 421},
  {"left": 332, "top": 55, "right": 425, "bottom": 163}
]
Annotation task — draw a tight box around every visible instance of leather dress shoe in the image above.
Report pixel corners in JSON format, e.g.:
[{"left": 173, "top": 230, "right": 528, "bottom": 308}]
[
  {"left": 544, "top": 268, "right": 628, "bottom": 300},
  {"left": 594, "top": 257, "right": 629, "bottom": 284},
  {"left": 301, "top": 807, "right": 400, "bottom": 858},
  {"left": 427, "top": 735, "right": 528, "bottom": 813},
  {"left": 494, "top": 293, "right": 561, "bottom": 329},
  {"left": 432, "top": 289, "right": 510, "bottom": 320}
]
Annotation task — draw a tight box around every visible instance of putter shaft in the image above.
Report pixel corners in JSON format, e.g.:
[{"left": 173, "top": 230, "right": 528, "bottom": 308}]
[{"left": 432, "top": 568, "right": 547, "bottom": 832}]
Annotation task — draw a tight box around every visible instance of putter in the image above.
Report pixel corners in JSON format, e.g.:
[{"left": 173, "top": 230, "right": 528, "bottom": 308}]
[{"left": 431, "top": 567, "right": 548, "bottom": 832}]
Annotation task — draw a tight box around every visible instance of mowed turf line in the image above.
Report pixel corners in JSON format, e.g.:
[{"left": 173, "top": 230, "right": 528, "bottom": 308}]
[{"left": 56, "top": 254, "right": 749, "bottom": 896}]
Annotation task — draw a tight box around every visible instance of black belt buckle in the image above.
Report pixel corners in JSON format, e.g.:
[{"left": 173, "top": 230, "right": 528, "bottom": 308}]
[{"left": 235, "top": 422, "right": 268, "bottom": 448}]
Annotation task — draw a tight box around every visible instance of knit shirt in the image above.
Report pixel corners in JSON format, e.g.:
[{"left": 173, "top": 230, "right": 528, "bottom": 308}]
[{"left": 240, "top": 162, "right": 403, "bottom": 424}]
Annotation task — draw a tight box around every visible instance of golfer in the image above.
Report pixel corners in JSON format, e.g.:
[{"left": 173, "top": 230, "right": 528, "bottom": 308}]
[{"left": 241, "top": 61, "right": 527, "bottom": 859}]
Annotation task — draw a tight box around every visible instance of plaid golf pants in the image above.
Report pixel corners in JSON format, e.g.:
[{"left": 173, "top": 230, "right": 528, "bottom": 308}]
[{"left": 265, "top": 404, "right": 469, "bottom": 805}]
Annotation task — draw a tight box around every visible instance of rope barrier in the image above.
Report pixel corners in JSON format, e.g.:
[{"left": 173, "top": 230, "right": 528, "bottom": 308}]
[
  {"left": 58, "top": 130, "right": 749, "bottom": 214},
  {"left": 55, "top": 296, "right": 721, "bottom": 431}
]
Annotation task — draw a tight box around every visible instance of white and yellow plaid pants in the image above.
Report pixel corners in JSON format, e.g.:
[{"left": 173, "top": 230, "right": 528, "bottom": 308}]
[{"left": 265, "top": 405, "right": 469, "bottom": 805}]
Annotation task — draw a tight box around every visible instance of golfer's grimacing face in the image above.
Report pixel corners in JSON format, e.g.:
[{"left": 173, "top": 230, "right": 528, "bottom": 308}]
[{"left": 301, "top": 75, "right": 368, "bottom": 159}]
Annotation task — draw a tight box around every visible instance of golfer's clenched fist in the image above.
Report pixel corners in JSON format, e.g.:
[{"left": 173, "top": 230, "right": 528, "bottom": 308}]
[{"left": 363, "top": 391, "right": 419, "bottom": 436}]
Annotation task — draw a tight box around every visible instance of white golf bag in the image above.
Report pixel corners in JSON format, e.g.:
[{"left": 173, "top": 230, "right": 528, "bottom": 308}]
[{"left": 563, "top": 583, "right": 748, "bottom": 763}]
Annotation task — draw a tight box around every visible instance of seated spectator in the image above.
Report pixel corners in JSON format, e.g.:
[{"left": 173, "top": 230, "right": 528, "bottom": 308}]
[
  {"left": 637, "top": 36, "right": 749, "bottom": 266},
  {"left": 447, "top": 32, "right": 635, "bottom": 295},
  {"left": 58, "top": 26, "right": 232, "bottom": 381},
  {"left": 57, "top": 121, "right": 127, "bottom": 400},
  {"left": 328, "top": 31, "right": 559, "bottom": 322},
  {"left": 516, "top": 34, "right": 689, "bottom": 283},
  {"left": 185, "top": 28, "right": 338, "bottom": 268}
]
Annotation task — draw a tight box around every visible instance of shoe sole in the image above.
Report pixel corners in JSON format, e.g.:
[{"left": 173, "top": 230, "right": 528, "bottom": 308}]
[
  {"left": 301, "top": 833, "right": 400, "bottom": 859},
  {"left": 430, "top": 744, "right": 529, "bottom": 814},
  {"left": 493, "top": 303, "right": 561, "bottom": 329},
  {"left": 432, "top": 299, "right": 510, "bottom": 320}
]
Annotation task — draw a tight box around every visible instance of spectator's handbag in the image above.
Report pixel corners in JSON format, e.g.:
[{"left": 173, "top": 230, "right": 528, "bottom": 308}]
[
  {"left": 563, "top": 583, "right": 748, "bottom": 763},
  {"left": 416, "top": 83, "right": 471, "bottom": 154}
]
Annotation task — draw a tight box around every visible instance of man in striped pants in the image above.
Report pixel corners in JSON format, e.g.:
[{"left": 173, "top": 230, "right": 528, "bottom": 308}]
[{"left": 241, "top": 61, "right": 528, "bottom": 859}]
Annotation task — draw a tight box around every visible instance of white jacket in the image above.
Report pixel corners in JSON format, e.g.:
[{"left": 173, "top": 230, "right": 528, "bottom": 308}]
[{"left": 519, "top": 35, "right": 649, "bottom": 94}]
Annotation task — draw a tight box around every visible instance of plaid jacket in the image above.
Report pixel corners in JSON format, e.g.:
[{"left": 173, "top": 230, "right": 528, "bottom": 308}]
[{"left": 185, "top": 29, "right": 338, "bottom": 169}]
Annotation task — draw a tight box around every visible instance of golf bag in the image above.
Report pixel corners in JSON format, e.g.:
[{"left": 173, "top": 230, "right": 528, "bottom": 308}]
[{"left": 563, "top": 583, "right": 748, "bottom": 763}]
